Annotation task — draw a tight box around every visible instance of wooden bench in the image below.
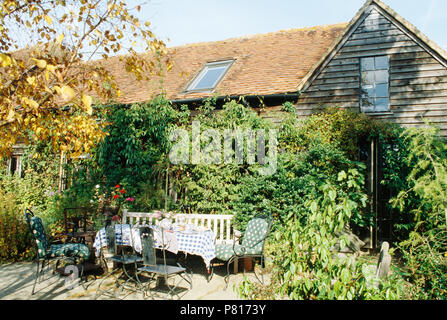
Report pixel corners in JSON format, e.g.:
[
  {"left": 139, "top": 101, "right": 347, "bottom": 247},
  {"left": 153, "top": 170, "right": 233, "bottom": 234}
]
[{"left": 122, "top": 209, "right": 235, "bottom": 245}]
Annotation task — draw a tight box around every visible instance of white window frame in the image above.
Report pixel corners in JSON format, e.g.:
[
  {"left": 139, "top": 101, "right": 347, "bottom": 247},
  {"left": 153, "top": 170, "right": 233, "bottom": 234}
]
[
  {"left": 360, "top": 56, "right": 390, "bottom": 113},
  {"left": 185, "top": 60, "right": 234, "bottom": 92}
]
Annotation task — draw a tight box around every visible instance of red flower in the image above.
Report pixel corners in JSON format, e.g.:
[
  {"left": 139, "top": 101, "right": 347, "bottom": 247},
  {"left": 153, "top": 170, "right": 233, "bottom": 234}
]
[
  {"left": 113, "top": 194, "right": 120, "bottom": 199},
  {"left": 119, "top": 189, "right": 126, "bottom": 194},
  {"left": 115, "top": 184, "right": 120, "bottom": 188}
]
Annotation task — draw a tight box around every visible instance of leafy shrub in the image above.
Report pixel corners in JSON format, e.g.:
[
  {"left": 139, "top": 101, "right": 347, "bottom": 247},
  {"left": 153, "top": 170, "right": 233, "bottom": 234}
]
[
  {"left": 231, "top": 142, "right": 371, "bottom": 232},
  {"left": 0, "top": 137, "right": 66, "bottom": 262},
  {"left": 237, "top": 169, "right": 405, "bottom": 300},
  {"left": 94, "top": 96, "right": 188, "bottom": 200},
  {"left": 0, "top": 187, "right": 34, "bottom": 261},
  {"left": 170, "top": 100, "right": 273, "bottom": 215},
  {"left": 390, "top": 126, "right": 447, "bottom": 299},
  {"left": 0, "top": 167, "right": 61, "bottom": 262},
  {"left": 278, "top": 106, "right": 395, "bottom": 157}
]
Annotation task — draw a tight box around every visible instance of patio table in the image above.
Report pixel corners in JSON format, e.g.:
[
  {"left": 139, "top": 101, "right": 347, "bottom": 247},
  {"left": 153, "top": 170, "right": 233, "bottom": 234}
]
[{"left": 93, "top": 224, "right": 216, "bottom": 269}]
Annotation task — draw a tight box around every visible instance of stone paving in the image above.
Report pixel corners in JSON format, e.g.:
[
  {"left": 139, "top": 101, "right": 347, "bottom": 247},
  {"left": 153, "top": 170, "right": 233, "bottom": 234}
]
[{"left": 0, "top": 256, "right": 266, "bottom": 300}]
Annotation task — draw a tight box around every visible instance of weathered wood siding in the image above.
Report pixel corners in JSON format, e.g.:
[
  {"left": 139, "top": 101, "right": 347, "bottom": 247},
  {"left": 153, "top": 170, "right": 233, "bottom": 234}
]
[{"left": 293, "top": 5, "right": 447, "bottom": 138}]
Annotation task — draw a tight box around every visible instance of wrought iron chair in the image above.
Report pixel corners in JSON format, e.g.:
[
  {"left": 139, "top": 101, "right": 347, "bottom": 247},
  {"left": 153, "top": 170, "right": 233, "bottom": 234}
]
[
  {"left": 63, "top": 207, "right": 96, "bottom": 244},
  {"left": 212, "top": 214, "right": 273, "bottom": 289},
  {"left": 94, "top": 220, "right": 143, "bottom": 299},
  {"left": 136, "top": 226, "right": 192, "bottom": 300},
  {"left": 25, "top": 208, "right": 90, "bottom": 295}
]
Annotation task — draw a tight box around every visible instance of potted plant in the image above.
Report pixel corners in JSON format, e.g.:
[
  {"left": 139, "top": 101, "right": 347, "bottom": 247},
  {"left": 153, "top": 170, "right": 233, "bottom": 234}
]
[{"left": 101, "top": 184, "right": 135, "bottom": 218}]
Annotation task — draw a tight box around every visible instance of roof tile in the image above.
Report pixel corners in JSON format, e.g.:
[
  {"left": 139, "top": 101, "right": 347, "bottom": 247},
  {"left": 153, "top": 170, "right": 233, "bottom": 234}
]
[{"left": 96, "top": 23, "right": 348, "bottom": 104}]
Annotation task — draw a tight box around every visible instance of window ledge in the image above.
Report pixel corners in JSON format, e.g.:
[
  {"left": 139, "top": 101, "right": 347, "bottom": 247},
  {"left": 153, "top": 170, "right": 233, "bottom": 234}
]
[{"left": 364, "top": 112, "right": 393, "bottom": 116}]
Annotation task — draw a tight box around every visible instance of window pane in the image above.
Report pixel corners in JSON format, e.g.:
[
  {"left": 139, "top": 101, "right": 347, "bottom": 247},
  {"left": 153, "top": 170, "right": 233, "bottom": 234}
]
[
  {"left": 375, "top": 56, "right": 389, "bottom": 70},
  {"left": 375, "top": 98, "right": 390, "bottom": 112},
  {"left": 375, "top": 83, "right": 389, "bottom": 97},
  {"left": 362, "top": 71, "right": 375, "bottom": 85},
  {"left": 187, "top": 60, "right": 234, "bottom": 91},
  {"left": 193, "top": 66, "right": 227, "bottom": 90},
  {"left": 361, "top": 85, "right": 375, "bottom": 98},
  {"left": 10, "top": 157, "right": 17, "bottom": 175},
  {"left": 375, "top": 70, "right": 389, "bottom": 83},
  {"left": 361, "top": 98, "right": 374, "bottom": 112},
  {"left": 361, "top": 57, "right": 375, "bottom": 71}
]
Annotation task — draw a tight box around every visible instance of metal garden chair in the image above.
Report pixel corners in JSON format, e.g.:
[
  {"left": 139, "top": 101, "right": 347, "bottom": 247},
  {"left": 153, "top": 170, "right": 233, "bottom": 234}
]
[
  {"left": 25, "top": 208, "right": 90, "bottom": 295},
  {"left": 94, "top": 221, "right": 143, "bottom": 299},
  {"left": 135, "top": 226, "right": 192, "bottom": 300},
  {"left": 212, "top": 213, "right": 273, "bottom": 289},
  {"left": 63, "top": 207, "right": 96, "bottom": 244}
]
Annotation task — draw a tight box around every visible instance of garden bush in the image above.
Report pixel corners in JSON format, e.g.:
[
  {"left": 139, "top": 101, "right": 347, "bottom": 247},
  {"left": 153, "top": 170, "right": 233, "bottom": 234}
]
[
  {"left": 231, "top": 142, "right": 371, "bottom": 232},
  {"left": 0, "top": 184, "right": 34, "bottom": 261},
  {"left": 237, "top": 168, "right": 405, "bottom": 300},
  {"left": 0, "top": 168, "right": 60, "bottom": 262},
  {"left": 169, "top": 99, "right": 274, "bottom": 215},
  {"left": 390, "top": 126, "right": 447, "bottom": 299}
]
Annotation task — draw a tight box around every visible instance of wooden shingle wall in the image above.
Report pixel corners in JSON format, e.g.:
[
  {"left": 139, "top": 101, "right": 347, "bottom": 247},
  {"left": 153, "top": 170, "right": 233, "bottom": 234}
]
[{"left": 294, "top": 5, "right": 447, "bottom": 138}]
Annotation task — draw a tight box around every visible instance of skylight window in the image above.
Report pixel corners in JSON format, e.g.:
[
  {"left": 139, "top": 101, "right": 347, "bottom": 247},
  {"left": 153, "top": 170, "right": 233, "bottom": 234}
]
[{"left": 185, "top": 60, "right": 234, "bottom": 92}]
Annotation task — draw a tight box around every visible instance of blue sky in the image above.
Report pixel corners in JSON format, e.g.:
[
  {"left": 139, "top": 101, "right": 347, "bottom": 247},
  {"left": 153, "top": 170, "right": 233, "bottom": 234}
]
[{"left": 133, "top": 0, "right": 447, "bottom": 51}]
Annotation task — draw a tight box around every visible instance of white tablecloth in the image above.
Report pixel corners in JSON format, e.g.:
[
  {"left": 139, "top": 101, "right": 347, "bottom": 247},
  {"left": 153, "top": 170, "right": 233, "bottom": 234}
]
[{"left": 93, "top": 224, "right": 216, "bottom": 269}]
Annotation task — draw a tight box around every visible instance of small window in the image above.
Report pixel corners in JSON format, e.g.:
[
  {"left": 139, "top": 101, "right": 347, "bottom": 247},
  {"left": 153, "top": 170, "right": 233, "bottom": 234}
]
[
  {"left": 185, "top": 60, "right": 234, "bottom": 92},
  {"left": 360, "top": 56, "right": 390, "bottom": 113},
  {"left": 8, "top": 155, "right": 22, "bottom": 177}
]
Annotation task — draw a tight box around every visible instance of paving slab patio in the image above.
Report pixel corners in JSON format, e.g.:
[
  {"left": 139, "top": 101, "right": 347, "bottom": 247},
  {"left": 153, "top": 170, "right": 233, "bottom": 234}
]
[{"left": 0, "top": 256, "right": 267, "bottom": 300}]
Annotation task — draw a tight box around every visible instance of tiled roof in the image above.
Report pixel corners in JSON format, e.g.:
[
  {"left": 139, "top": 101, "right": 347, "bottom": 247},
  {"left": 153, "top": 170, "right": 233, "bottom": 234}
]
[{"left": 99, "top": 23, "right": 348, "bottom": 104}]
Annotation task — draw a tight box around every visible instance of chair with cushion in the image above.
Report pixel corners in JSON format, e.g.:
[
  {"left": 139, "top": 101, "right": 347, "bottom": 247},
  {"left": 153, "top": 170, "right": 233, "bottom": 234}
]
[
  {"left": 135, "top": 226, "right": 192, "bottom": 300},
  {"left": 25, "top": 208, "right": 90, "bottom": 295},
  {"left": 212, "top": 214, "right": 272, "bottom": 289},
  {"left": 94, "top": 220, "right": 143, "bottom": 299},
  {"left": 63, "top": 207, "right": 96, "bottom": 244}
]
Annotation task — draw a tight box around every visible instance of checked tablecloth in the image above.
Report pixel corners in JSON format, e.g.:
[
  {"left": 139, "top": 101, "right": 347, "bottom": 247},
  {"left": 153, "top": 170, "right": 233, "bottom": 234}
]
[{"left": 93, "top": 224, "right": 216, "bottom": 269}]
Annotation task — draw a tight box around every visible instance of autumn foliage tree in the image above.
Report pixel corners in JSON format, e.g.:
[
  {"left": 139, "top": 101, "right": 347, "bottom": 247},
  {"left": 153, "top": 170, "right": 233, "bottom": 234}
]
[{"left": 0, "top": 0, "right": 170, "bottom": 158}]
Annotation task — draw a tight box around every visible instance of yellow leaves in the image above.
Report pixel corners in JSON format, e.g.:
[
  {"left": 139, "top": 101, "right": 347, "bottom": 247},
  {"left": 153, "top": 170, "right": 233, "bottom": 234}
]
[
  {"left": 45, "top": 64, "right": 56, "bottom": 81},
  {"left": 0, "top": 53, "right": 13, "bottom": 67},
  {"left": 6, "top": 109, "right": 15, "bottom": 122},
  {"left": 56, "top": 33, "right": 64, "bottom": 44},
  {"left": 56, "top": 85, "right": 76, "bottom": 102},
  {"left": 21, "top": 97, "right": 39, "bottom": 109},
  {"left": 43, "top": 15, "right": 52, "bottom": 25},
  {"left": 26, "top": 76, "right": 36, "bottom": 85},
  {"left": 46, "top": 64, "right": 56, "bottom": 72},
  {"left": 81, "top": 94, "right": 93, "bottom": 115},
  {"left": 0, "top": 0, "right": 171, "bottom": 159},
  {"left": 33, "top": 58, "right": 47, "bottom": 69}
]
